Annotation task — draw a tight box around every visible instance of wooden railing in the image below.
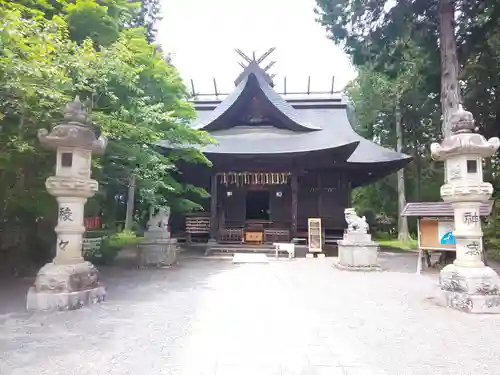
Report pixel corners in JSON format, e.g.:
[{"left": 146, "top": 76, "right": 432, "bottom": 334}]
[{"left": 218, "top": 228, "right": 244, "bottom": 243}]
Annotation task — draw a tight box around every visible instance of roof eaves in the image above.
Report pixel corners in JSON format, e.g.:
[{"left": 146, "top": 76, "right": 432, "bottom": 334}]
[{"left": 401, "top": 201, "right": 494, "bottom": 217}]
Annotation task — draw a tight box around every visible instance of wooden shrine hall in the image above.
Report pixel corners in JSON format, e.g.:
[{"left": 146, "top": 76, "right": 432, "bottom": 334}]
[{"left": 158, "top": 49, "right": 411, "bottom": 246}]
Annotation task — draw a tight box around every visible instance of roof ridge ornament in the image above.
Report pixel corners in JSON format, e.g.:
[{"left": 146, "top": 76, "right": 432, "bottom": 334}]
[{"left": 234, "top": 48, "right": 276, "bottom": 87}]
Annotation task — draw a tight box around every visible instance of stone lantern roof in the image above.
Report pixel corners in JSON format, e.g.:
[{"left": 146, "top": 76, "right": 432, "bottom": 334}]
[
  {"left": 431, "top": 105, "right": 500, "bottom": 160},
  {"left": 450, "top": 105, "right": 475, "bottom": 134},
  {"left": 38, "top": 96, "right": 107, "bottom": 154}
]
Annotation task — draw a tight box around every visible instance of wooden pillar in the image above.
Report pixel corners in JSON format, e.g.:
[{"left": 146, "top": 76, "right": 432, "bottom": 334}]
[
  {"left": 210, "top": 174, "right": 218, "bottom": 240},
  {"left": 317, "top": 173, "right": 323, "bottom": 217},
  {"left": 291, "top": 173, "right": 298, "bottom": 239},
  {"left": 347, "top": 180, "right": 352, "bottom": 207}
]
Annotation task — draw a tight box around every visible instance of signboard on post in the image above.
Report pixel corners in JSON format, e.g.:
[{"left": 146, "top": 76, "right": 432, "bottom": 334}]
[
  {"left": 437, "top": 221, "right": 456, "bottom": 245},
  {"left": 419, "top": 218, "right": 456, "bottom": 251},
  {"left": 308, "top": 218, "right": 322, "bottom": 253},
  {"left": 401, "top": 201, "right": 494, "bottom": 274}
]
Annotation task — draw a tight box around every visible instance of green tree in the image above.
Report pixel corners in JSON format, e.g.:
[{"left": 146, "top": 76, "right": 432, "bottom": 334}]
[
  {"left": 315, "top": 0, "right": 500, "bottom": 257},
  {"left": 132, "top": 0, "right": 162, "bottom": 43},
  {"left": 0, "top": 2, "right": 212, "bottom": 268},
  {"left": 346, "top": 37, "right": 439, "bottom": 238}
]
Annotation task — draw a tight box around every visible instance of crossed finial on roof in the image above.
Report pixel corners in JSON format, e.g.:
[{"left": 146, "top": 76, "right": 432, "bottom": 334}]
[
  {"left": 233, "top": 48, "right": 277, "bottom": 86},
  {"left": 234, "top": 48, "right": 276, "bottom": 73}
]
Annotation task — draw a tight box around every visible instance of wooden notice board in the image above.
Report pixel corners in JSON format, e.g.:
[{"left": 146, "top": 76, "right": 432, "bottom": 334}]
[
  {"left": 418, "top": 217, "right": 456, "bottom": 251},
  {"left": 308, "top": 218, "right": 323, "bottom": 253}
]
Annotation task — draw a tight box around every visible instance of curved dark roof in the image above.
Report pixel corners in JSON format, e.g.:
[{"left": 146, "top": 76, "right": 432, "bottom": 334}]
[
  {"left": 157, "top": 65, "right": 412, "bottom": 185},
  {"left": 191, "top": 126, "right": 359, "bottom": 155},
  {"left": 192, "top": 72, "right": 321, "bottom": 132},
  {"left": 183, "top": 102, "right": 411, "bottom": 165}
]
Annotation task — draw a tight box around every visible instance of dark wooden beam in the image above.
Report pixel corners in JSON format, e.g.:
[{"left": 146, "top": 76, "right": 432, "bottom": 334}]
[
  {"left": 256, "top": 47, "right": 276, "bottom": 64},
  {"left": 291, "top": 173, "right": 298, "bottom": 239},
  {"left": 210, "top": 174, "right": 218, "bottom": 239},
  {"left": 347, "top": 180, "right": 352, "bottom": 207},
  {"left": 317, "top": 173, "right": 323, "bottom": 217}
]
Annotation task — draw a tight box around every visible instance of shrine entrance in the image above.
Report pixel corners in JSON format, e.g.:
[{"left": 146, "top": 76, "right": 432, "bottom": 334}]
[{"left": 245, "top": 189, "right": 270, "bottom": 221}]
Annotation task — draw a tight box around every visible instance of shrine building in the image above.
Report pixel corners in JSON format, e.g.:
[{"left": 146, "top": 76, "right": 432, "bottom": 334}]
[{"left": 158, "top": 50, "right": 411, "bottom": 246}]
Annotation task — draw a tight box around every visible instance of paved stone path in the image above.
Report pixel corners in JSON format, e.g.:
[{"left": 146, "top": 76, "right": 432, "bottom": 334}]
[{"left": 1, "top": 254, "right": 500, "bottom": 375}]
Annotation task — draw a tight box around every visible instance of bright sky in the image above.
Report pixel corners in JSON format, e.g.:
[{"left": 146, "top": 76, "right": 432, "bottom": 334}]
[{"left": 157, "top": 0, "right": 357, "bottom": 96}]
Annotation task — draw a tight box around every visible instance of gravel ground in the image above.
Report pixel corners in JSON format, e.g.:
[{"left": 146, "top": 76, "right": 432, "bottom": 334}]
[{"left": 1, "top": 252, "right": 500, "bottom": 375}]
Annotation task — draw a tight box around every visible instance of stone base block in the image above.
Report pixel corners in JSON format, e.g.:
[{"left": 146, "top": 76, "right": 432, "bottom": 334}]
[
  {"left": 138, "top": 239, "right": 178, "bottom": 267},
  {"left": 205, "top": 239, "right": 217, "bottom": 256},
  {"left": 306, "top": 253, "right": 315, "bottom": 258},
  {"left": 27, "top": 285, "right": 105, "bottom": 311},
  {"left": 317, "top": 253, "right": 326, "bottom": 258},
  {"left": 338, "top": 242, "right": 380, "bottom": 269},
  {"left": 438, "top": 264, "right": 500, "bottom": 314},
  {"left": 439, "top": 290, "right": 500, "bottom": 313},
  {"left": 27, "top": 261, "right": 105, "bottom": 311}
]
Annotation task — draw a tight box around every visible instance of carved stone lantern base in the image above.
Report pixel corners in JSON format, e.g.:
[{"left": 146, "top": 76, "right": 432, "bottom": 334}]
[
  {"left": 27, "top": 261, "right": 105, "bottom": 311},
  {"left": 439, "top": 264, "right": 500, "bottom": 313}
]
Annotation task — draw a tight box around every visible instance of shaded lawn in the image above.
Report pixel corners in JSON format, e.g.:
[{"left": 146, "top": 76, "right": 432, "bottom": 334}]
[{"left": 377, "top": 238, "right": 418, "bottom": 251}]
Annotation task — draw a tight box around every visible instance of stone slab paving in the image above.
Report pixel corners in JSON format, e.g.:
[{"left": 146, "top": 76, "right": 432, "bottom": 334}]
[{"left": 1, "top": 253, "right": 500, "bottom": 375}]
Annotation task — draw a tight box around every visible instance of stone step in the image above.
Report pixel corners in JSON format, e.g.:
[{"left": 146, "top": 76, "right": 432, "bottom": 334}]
[
  {"left": 212, "top": 243, "right": 275, "bottom": 248},
  {"left": 206, "top": 243, "right": 291, "bottom": 258},
  {"left": 209, "top": 249, "right": 290, "bottom": 257},
  {"left": 232, "top": 253, "right": 270, "bottom": 264}
]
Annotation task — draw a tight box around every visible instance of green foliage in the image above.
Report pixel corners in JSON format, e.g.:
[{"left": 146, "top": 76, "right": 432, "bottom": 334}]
[
  {"left": 0, "top": 7, "right": 73, "bottom": 225},
  {"left": 316, "top": 0, "right": 500, "bottom": 245},
  {"left": 346, "top": 42, "right": 442, "bottom": 231},
  {"left": 376, "top": 237, "right": 418, "bottom": 251},
  {"left": 83, "top": 230, "right": 142, "bottom": 265},
  {"left": 132, "top": 0, "right": 162, "bottom": 43},
  {"left": 107, "top": 230, "right": 141, "bottom": 248},
  {"left": 0, "top": 1, "right": 213, "bottom": 266},
  {"left": 484, "top": 200, "right": 500, "bottom": 261},
  {"left": 65, "top": 0, "right": 120, "bottom": 47},
  {"left": 315, "top": 0, "right": 500, "bottom": 170}
]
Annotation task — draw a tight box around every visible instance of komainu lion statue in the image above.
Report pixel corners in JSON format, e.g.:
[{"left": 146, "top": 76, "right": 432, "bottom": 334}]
[
  {"left": 146, "top": 207, "right": 170, "bottom": 232},
  {"left": 344, "top": 208, "right": 369, "bottom": 233}
]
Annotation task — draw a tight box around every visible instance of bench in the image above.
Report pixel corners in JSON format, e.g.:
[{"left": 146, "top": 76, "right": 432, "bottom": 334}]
[
  {"left": 292, "top": 237, "right": 307, "bottom": 245},
  {"left": 273, "top": 242, "right": 295, "bottom": 259}
]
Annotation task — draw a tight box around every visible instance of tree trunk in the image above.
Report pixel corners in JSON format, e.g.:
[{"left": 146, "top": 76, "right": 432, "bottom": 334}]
[
  {"left": 395, "top": 102, "right": 409, "bottom": 242},
  {"left": 439, "top": 0, "right": 461, "bottom": 138},
  {"left": 439, "top": 0, "right": 459, "bottom": 264},
  {"left": 124, "top": 174, "right": 136, "bottom": 231},
  {"left": 415, "top": 152, "right": 421, "bottom": 201}
]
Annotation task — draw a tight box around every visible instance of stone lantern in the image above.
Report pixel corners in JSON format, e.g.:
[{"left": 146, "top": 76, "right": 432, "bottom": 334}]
[
  {"left": 430, "top": 105, "right": 500, "bottom": 313},
  {"left": 27, "top": 97, "right": 107, "bottom": 311}
]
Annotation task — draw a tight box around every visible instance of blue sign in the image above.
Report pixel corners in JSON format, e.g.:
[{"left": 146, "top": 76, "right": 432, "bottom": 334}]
[{"left": 440, "top": 231, "right": 456, "bottom": 245}]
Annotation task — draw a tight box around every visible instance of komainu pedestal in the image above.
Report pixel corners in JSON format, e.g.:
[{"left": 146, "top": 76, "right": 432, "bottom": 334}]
[
  {"left": 137, "top": 207, "right": 178, "bottom": 267},
  {"left": 336, "top": 208, "right": 381, "bottom": 271},
  {"left": 431, "top": 105, "right": 500, "bottom": 313}
]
